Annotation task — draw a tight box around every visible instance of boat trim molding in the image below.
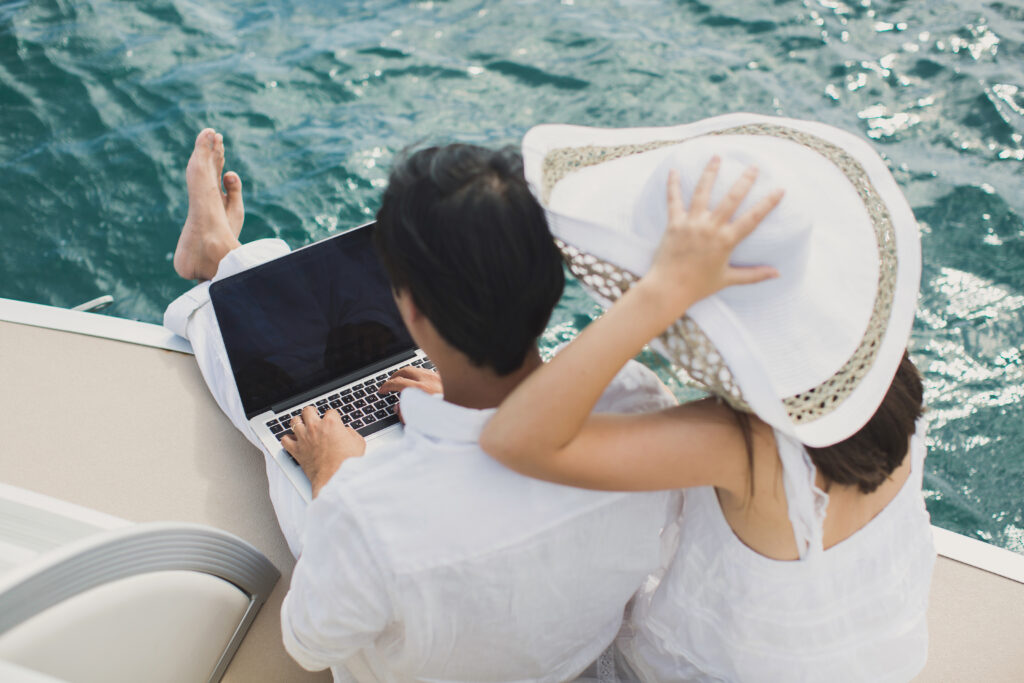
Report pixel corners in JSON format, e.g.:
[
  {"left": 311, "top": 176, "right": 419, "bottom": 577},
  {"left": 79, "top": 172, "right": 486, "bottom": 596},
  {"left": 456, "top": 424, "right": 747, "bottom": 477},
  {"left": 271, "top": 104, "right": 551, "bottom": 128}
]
[
  {"left": 933, "top": 526, "right": 1024, "bottom": 585},
  {"left": 0, "top": 297, "right": 192, "bottom": 354}
]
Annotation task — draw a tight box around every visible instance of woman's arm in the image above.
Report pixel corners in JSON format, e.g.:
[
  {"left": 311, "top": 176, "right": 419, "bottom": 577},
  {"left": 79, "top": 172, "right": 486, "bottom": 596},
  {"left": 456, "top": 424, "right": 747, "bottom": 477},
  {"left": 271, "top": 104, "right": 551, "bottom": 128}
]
[
  {"left": 492, "top": 399, "right": 767, "bottom": 492},
  {"left": 480, "top": 159, "right": 782, "bottom": 491}
]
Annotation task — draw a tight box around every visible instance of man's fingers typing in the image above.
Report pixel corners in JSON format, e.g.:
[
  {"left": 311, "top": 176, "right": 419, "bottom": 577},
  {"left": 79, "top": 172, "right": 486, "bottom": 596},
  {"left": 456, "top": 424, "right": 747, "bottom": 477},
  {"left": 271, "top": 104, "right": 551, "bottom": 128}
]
[
  {"left": 380, "top": 366, "right": 442, "bottom": 396},
  {"left": 280, "top": 433, "right": 298, "bottom": 453},
  {"left": 380, "top": 376, "right": 417, "bottom": 394}
]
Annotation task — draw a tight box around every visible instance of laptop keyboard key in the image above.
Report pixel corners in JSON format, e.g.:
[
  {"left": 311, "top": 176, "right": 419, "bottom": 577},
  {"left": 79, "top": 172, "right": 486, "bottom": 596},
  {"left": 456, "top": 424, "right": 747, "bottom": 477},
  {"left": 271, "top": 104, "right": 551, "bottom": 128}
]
[
  {"left": 269, "top": 423, "right": 284, "bottom": 434},
  {"left": 354, "top": 399, "right": 367, "bottom": 409},
  {"left": 356, "top": 413, "right": 400, "bottom": 437},
  {"left": 363, "top": 414, "right": 377, "bottom": 424},
  {"left": 351, "top": 420, "right": 364, "bottom": 429}
]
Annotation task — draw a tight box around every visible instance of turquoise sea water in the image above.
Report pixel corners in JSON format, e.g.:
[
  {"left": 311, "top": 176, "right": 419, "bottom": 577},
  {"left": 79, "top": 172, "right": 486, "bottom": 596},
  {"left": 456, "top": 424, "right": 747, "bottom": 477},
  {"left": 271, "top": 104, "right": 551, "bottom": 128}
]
[{"left": 1, "top": 0, "right": 1022, "bottom": 552}]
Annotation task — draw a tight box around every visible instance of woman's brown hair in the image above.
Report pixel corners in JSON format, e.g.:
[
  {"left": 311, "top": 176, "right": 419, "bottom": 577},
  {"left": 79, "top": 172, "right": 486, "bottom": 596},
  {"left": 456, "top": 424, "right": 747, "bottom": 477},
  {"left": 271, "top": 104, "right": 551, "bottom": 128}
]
[
  {"left": 730, "top": 350, "right": 924, "bottom": 495},
  {"left": 806, "top": 351, "right": 924, "bottom": 493}
]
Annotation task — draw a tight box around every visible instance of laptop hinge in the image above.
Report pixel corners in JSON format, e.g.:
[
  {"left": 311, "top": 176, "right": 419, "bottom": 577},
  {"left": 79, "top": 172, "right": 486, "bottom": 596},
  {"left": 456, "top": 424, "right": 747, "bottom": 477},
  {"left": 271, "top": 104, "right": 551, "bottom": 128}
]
[{"left": 267, "top": 349, "right": 419, "bottom": 416}]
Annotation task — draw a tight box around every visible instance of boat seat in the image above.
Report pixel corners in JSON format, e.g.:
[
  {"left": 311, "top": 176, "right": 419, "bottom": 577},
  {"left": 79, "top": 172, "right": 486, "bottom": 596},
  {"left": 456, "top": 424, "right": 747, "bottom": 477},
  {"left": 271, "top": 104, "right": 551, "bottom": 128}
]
[{"left": 0, "top": 483, "right": 279, "bottom": 683}]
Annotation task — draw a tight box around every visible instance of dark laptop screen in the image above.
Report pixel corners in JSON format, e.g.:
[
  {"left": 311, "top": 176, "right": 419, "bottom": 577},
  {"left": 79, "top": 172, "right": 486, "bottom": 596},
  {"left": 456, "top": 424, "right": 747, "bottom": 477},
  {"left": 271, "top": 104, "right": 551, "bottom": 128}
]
[{"left": 209, "top": 223, "right": 416, "bottom": 418}]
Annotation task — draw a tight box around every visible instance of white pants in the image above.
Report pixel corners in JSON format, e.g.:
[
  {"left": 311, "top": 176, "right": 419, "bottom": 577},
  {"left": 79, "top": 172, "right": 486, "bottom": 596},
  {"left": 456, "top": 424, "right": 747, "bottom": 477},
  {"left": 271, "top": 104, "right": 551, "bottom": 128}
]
[{"left": 164, "top": 239, "right": 307, "bottom": 558}]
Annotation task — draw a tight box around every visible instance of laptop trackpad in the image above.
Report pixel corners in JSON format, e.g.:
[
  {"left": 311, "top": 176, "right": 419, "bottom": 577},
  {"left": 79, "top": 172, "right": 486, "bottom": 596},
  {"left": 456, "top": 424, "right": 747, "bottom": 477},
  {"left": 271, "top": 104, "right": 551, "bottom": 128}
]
[{"left": 366, "top": 423, "right": 405, "bottom": 451}]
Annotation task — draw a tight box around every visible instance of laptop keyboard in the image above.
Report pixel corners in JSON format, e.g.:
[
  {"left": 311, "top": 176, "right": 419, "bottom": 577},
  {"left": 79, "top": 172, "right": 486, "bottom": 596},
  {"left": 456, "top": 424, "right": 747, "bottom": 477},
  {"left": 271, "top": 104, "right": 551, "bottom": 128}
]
[{"left": 267, "top": 357, "right": 434, "bottom": 447}]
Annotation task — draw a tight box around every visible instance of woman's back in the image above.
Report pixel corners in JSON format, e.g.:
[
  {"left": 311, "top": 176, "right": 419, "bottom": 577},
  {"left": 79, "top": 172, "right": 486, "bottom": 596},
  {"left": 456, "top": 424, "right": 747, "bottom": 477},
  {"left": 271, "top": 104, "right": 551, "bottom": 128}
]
[
  {"left": 619, "top": 418, "right": 936, "bottom": 682},
  {"left": 719, "top": 408, "right": 914, "bottom": 562}
]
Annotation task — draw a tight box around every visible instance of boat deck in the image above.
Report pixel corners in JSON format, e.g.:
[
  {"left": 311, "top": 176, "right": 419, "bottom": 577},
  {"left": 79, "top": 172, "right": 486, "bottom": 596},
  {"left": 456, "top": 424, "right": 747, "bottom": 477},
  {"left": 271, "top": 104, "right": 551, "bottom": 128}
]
[{"left": 1, "top": 300, "right": 1022, "bottom": 681}]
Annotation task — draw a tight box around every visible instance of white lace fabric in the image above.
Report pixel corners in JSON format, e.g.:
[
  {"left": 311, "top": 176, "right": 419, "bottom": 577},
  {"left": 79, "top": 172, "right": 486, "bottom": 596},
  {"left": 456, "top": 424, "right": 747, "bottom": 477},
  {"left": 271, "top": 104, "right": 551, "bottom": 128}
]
[{"left": 619, "top": 419, "right": 936, "bottom": 682}]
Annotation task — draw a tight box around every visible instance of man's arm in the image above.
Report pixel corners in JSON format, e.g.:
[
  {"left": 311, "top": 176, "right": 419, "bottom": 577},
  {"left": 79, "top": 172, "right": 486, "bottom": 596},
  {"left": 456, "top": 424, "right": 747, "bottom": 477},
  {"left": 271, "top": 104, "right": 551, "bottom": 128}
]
[{"left": 281, "top": 485, "right": 393, "bottom": 671}]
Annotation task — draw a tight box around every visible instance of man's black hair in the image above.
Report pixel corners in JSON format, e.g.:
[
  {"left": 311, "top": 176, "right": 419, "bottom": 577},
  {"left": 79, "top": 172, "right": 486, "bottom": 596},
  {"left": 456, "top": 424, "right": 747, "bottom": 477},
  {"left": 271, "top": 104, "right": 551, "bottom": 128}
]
[{"left": 374, "top": 144, "right": 564, "bottom": 376}]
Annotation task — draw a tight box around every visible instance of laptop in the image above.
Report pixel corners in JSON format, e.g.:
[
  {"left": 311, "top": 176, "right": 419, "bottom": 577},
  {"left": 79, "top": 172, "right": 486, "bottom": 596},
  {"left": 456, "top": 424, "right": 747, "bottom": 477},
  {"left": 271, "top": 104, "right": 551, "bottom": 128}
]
[{"left": 209, "top": 222, "right": 430, "bottom": 502}]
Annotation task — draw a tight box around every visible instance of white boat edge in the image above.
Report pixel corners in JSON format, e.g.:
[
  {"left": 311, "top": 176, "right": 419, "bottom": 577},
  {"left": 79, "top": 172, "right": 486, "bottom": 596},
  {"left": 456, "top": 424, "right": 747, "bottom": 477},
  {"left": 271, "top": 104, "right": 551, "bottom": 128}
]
[
  {"left": 0, "top": 297, "right": 192, "bottom": 355},
  {"left": 3, "top": 295, "right": 1022, "bottom": 585}
]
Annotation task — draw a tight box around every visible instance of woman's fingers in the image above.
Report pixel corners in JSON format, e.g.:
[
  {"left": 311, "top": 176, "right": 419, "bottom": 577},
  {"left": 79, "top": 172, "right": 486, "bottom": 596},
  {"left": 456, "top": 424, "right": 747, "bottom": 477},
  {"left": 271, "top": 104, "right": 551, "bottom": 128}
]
[
  {"left": 710, "top": 166, "right": 759, "bottom": 224},
  {"left": 688, "top": 156, "right": 721, "bottom": 214},
  {"left": 726, "top": 264, "right": 780, "bottom": 287},
  {"left": 728, "top": 188, "right": 785, "bottom": 243},
  {"left": 666, "top": 170, "right": 685, "bottom": 219}
]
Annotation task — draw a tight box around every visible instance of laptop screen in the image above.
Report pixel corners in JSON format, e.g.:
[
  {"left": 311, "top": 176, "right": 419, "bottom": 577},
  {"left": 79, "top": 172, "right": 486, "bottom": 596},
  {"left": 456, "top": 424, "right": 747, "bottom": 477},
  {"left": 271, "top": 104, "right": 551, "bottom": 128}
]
[{"left": 209, "top": 223, "right": 417, "bottom": 418}]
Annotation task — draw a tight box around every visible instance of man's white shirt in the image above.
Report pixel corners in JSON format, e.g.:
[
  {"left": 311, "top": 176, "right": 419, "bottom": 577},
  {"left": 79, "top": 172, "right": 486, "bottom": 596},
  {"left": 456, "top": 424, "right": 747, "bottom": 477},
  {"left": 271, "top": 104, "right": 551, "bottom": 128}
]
[{"left": 282, "top": 367, "right": 677, "bottom": 683}]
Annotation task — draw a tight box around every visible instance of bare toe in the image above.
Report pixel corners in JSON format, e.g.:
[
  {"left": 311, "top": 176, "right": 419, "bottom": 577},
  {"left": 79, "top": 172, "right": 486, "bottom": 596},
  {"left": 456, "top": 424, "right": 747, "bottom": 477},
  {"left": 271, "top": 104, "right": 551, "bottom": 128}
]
[
  {"left": 194, "top": 128, "right": 216, "bottom": 153},
  {"left": 223, "top": 172, "right": 245, "bottom": 237},
  {"left": 214, "top": 133, "right": 225, "bottom": 189}
]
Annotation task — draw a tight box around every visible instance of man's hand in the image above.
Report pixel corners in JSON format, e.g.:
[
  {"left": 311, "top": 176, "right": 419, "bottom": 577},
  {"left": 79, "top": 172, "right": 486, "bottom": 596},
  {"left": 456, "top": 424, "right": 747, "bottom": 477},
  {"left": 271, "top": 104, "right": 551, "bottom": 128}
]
[
  {"left": 379, "top": 367, "right": 442, "bottom": 422},
  {"left": 282, "top": 406, "right": 365, "bottom": 498}
]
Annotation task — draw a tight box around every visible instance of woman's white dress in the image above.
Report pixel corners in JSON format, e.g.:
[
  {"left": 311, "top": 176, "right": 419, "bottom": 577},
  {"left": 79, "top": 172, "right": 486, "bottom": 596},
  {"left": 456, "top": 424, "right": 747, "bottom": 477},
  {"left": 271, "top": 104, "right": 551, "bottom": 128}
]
[{"left": 619, "top": 419, "right": 936, "bottom": 682}]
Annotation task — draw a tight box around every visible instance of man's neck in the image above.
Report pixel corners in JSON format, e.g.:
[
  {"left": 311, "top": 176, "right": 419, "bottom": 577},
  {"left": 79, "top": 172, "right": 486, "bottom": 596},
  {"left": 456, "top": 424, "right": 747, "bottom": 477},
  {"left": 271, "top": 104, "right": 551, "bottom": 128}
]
[{"left": 436, "top": 347, "right": 544, "bottom": 411}]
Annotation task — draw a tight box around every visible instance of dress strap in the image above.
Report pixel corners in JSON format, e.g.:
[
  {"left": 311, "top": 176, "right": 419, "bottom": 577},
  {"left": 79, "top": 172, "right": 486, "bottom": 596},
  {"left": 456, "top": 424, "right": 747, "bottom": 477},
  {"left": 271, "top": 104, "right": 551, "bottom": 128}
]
[
  {"left": 907, "top": 416, "right": 929, "bottom": 488},
  {"left": 775, "top": 430, "right": 830, "bottom": 560}
]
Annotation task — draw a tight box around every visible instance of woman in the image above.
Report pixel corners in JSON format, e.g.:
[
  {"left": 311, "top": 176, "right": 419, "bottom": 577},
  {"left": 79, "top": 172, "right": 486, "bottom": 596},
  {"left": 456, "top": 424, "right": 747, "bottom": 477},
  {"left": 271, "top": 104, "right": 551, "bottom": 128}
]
[{"left": 481, "top": 114, "right": 935, "bottom": 682}]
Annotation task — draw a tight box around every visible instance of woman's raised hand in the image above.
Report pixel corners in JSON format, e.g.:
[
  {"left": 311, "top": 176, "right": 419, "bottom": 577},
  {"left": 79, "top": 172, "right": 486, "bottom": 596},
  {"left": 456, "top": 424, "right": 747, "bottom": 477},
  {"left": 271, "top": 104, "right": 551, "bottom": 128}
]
[{"left": 640, "top": 157, "right": 784, "bottom": 317}]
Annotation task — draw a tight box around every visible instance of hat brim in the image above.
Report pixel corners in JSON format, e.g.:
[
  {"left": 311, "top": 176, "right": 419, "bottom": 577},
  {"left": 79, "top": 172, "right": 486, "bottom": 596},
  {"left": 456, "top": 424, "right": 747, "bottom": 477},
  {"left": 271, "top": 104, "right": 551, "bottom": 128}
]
[{"left": 525, "top": 113, "right": 921, "bottom": 446}]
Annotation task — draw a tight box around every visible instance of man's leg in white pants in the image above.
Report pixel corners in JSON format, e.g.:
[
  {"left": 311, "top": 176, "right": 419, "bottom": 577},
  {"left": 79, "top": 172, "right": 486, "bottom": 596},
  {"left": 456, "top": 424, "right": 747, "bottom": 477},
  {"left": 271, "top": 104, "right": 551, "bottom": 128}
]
[
  {"left": 165, "top": 128, "right": 307, "bottom": 556},
  {"left": 165, "top": 239, "right": 309, "bottom": 557}
]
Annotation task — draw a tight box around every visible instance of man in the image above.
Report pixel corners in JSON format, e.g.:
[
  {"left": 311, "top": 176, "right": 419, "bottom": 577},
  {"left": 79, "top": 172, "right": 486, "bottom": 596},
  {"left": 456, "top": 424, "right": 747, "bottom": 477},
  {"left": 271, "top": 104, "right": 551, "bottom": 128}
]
[{"left": 166, "top": 129, "right": 678, "bottom": 682}]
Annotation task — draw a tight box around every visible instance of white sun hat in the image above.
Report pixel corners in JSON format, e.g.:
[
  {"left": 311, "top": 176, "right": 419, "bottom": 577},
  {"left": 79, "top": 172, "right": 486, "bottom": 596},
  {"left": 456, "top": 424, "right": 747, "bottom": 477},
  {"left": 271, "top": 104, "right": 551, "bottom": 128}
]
[{"left": 523, "top": 113, "right": 921, "bottom": 447}]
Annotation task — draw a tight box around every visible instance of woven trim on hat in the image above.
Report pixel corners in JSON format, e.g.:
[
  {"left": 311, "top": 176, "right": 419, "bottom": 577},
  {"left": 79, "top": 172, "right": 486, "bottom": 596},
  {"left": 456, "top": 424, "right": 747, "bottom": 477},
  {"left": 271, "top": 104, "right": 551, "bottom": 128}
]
[
  {"left": 557, "top": 238, "right": 751, "bottom": 412},
  {"left": 544, "top": 123, "right": 897, "bottom": 424},
  {"left": 542, "top": 140, "right": 680, "bottom": 204}
]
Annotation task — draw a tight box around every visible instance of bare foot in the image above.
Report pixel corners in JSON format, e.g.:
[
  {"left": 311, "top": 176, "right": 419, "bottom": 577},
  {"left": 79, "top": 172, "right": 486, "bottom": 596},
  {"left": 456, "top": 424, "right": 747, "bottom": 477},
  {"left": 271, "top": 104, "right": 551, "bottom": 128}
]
[
  {"left": 212, "top": 132, "right": 245, "bottom": 237},
  {"left": 174, "top": 129, "right": 242, "bottom": 281}
]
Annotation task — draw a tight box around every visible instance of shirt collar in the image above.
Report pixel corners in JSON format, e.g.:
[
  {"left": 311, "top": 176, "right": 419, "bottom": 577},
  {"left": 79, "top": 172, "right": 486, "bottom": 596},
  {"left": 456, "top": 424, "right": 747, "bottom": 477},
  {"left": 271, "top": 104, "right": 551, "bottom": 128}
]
[{"left": 399, "top": 387, "right": 496, "bottom": 444}]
